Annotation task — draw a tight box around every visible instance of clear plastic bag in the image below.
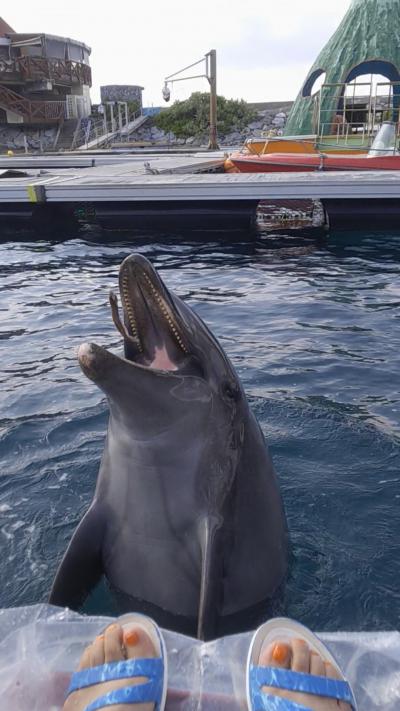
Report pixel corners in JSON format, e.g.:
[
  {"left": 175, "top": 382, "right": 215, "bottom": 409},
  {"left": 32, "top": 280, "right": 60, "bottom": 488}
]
[{"left": 0, "top": 604, "right": 399, "bottom": 710}]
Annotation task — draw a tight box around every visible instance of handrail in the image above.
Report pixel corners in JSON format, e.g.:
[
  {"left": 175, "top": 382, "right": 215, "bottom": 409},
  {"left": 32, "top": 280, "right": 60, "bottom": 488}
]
[
  {"left": 0, "top": 84, "right": 64, "bottom": 121},
  {"left": 0, "top": 56, "right": 92, "bottom": 86},
  {"left": 70, "top": 118, "right": 83, "bottom": 151},
  {"left": 72, "top": 114, "right": 114, "bottom": 149},
  {"left": 73, "top": 108, "right": 144, "bottom": 149},
  {"left": 316, "top": 79, "right": 400, "bottom": 146}
]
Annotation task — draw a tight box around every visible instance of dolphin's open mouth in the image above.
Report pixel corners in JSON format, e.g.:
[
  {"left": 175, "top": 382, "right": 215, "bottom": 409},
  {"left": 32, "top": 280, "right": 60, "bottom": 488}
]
[{"left": 109, "top": 254, "right": 196, "bottom": 374}]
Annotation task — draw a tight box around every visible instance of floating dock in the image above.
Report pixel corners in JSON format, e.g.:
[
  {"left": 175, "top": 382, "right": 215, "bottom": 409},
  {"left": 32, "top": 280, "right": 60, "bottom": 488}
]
[
  {"left": 0, "top": 152, "right": 226, "bottom": 171},
  {"left": 0, "top": 152, "right": 399, "bottom": 230}
]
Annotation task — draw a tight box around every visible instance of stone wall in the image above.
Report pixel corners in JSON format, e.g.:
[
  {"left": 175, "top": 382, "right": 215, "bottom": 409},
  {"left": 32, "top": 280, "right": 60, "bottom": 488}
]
[{"left": 0, "top": 125, "right": 57, "bottom": 151}]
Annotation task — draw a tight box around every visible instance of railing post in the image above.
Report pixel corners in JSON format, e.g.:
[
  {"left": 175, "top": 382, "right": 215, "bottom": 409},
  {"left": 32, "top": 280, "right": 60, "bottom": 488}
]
[{"left": 102, "top": 105, "right": 107, "bottom": 134}]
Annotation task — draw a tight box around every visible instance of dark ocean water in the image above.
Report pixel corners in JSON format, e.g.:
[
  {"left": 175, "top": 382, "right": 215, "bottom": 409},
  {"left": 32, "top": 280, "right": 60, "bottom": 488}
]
[{"left": 1, "top": 225, "right": 399, "bottom": 632}]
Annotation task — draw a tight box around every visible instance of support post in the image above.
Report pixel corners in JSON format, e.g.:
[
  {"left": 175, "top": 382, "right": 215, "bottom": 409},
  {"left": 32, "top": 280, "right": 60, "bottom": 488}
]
[
  {"left": 107, "top": 102, "right": 116, "bottom": 132},
  {"left": 208, "top": 49, "right": 219, "bottom": 150},
  {"left": 102, "top": 105, "right": 107, "bottom": 134},
  {"left": 163, "top": 49, "right": 219, "bottom": 149}
]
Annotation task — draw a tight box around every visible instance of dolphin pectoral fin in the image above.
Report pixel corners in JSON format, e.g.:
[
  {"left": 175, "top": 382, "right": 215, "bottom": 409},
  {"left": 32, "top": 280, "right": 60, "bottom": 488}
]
[
  {"left": 197, "top": 515, "right": 223, "bottom": 640},
  {"left": 49, "top": 505, "right": 105, "bottom": 610}
]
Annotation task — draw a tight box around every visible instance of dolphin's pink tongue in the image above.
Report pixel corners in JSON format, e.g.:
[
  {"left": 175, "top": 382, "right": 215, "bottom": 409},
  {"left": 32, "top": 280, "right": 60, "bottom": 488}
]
[{"left": 149, "top": 345, "right": 178, "bottom": 371}]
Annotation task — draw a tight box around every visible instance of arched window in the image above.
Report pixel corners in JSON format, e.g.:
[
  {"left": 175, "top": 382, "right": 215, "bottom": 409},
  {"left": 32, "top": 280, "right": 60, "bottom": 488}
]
[
  {"left": 344, "top": 59, "right": 400, "bottom": 85},
  {"left": 342, "top": 60, "right": 400, "bottom": 127},
  {"left": 302, "top": 69, "right": 326, "bottom": 97}
]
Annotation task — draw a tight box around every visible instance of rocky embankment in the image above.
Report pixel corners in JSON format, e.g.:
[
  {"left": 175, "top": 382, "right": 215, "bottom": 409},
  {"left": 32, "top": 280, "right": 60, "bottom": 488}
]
[
  {"left": 0, "top": 101, "right": 293, "bottom": 152},
  {"left": 132, "top": 101, "right": 293, "bottom": 147}
]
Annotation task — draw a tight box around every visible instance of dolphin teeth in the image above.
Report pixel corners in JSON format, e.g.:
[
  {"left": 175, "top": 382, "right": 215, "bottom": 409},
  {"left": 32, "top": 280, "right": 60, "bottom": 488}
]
[
  {"left": 121, "top": 270, "right": 189, "bottom": 356},
  {"left": 122, "top": 275, "right": 141, "bottom": 348},
  {"left": 142, "top": 273, "right": 189, "bottom": 354}
]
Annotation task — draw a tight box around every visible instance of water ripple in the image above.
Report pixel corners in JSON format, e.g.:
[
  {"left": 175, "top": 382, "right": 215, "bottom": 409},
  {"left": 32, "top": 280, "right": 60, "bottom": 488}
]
[{"left": 0, "top": 228, "right": 399, "bottom": 629}]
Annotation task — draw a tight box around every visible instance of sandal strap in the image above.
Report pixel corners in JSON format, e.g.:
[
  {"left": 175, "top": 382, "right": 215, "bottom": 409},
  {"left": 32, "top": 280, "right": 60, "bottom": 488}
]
[
  {"left": 83, "top": 680, "right": 162, "bottom": 711},
  {"left": 68, "top": 658, "right": 163, "bottom": 694},
  {"left": 250, "top": 665, "right": 356, "bottom": 708},
  {"left": 251, "top": 690, "right": 313, "bottom": 711}
]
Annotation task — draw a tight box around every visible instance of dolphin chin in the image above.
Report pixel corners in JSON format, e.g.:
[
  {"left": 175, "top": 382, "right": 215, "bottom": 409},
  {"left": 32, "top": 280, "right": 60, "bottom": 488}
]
[{"left": 50, "top": 253, "right": 288, "bottom": 640}]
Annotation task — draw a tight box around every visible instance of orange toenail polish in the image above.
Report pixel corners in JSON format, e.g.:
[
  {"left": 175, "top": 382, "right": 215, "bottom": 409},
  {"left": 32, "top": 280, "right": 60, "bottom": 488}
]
[
  {"left": 97, "top": 634, "right": 104, "bottom": 641},
  {"left": 272, "top": 643, "right": 288, "bottom": 664},
  {"left": 124, "top": 629, "right": 140, "bottom": 646}
]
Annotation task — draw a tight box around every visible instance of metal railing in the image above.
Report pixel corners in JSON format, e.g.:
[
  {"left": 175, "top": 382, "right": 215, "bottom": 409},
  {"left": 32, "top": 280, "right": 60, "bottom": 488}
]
[
  {"left": 71, "top": 115, "right": 111, "bottom": 150},
  {"left": 316, "top": 80, "right": 400, "bottom": 150},
  {"left": 114, "top": 109, "right": 144, "bottom": 142},
  {"left": 71, "top": 108, "right": 143, "bottom": 149}
]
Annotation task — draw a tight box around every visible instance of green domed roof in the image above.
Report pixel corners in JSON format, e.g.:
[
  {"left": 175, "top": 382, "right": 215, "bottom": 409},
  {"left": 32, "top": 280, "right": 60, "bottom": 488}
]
[{"left": 285, "top": 0, "right": 400, "bottom": 136}]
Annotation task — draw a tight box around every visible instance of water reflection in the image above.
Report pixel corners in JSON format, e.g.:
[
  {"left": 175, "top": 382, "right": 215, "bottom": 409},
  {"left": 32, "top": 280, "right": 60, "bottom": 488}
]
[{"left": 0, "top": 226, "right": 399, "bottom": 630}]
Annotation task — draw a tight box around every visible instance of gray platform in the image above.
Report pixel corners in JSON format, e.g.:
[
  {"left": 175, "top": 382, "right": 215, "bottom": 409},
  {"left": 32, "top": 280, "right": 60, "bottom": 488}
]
[
  {"left": 0, "top": 152, "right": 226, "bottom": 171},
  {"left": 0, "top": 151, "right": 399, "bottom": 230},
  {"left": 1, "top": 166, "right": 400, "bottom": 204}
]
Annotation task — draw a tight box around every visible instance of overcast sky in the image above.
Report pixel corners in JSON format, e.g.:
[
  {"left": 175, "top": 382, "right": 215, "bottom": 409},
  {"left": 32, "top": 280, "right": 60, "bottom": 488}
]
[{"left": 6, "top": 1, "right": 353, "bottom": 105}]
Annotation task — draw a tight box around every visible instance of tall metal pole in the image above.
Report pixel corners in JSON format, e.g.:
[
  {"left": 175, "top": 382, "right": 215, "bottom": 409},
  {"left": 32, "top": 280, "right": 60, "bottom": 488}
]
[
  {"left": 207, "top": 49, "right": 219, "bottom": 150},
  {"left": 163, "top": 49, "right": 219, "bottom": 149}
]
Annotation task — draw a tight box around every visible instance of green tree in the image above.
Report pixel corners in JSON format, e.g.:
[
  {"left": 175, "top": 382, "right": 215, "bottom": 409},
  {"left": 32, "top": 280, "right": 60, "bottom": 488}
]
[{"left": 155, "top": 92, "right": 257, "bottom": 138}]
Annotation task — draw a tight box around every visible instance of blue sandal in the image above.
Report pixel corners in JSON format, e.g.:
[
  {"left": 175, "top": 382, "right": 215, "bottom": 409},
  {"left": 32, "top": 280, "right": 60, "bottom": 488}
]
[
  {"left": 65, "top": 613, "right": 167, "bottom": 711},
  {"left": 246, "top": 618, "right": 357, "bottom": 711}
]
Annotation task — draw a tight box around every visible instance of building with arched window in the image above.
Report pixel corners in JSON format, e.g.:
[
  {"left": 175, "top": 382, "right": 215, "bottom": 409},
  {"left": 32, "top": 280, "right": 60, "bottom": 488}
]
[{"left": 285, "top": 0, "right": 400, "bottom": 137}]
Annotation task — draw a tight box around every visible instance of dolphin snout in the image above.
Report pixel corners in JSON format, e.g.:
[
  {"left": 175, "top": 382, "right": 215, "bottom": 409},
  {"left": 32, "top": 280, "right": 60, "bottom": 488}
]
[
  {"left": 78, "top": 342, "right": 94, "bottom": 364},
  {"left": 77, "top": 342, "right": 107, "bottom": 382}
]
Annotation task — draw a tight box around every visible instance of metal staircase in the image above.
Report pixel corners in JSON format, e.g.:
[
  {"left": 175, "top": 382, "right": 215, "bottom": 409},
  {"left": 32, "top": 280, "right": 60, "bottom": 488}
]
[
  {"left": 118, "top": 113, "right": 148, "bottom": 138},
  {"left": 73, "top": 111, "right": 149, "bottom": 150}
]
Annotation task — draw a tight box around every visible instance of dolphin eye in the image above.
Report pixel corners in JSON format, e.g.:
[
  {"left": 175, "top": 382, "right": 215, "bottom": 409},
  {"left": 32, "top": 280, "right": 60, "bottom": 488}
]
[{"left": 222, "top": 381, "right": 239, "bottom": 401}]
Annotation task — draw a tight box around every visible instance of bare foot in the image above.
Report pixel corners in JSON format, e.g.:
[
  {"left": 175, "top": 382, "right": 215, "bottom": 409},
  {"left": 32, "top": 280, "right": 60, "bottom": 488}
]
[
  {"left": 63, "top": 622, "right": 157, "bottom": 711},
  {"left": 259, "top": 638, "right": 352, "bottom": 710}
]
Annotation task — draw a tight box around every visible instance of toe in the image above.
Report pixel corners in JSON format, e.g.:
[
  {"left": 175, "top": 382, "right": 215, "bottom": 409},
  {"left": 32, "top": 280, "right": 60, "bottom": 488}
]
[
  {"left": 325, "top": 662, "right": 353, "bottom": 711},
  {"left": 310, "top": 651, "right": 326, "bottom": 677},
  {"left": 104, "top": 623, "right": 124, "bottom": 663},
  {"left": 325, "top": 661, "right": 341, "bottom": 679},
  {"left": 77, "top": 644, "right": 92, "bottom": 671},
  {"left": 90, "top": 634, "right": 106, "bottom": 667},
  {"left": 123, "top": 624, "right": 157, "bottom": 660},
  {"left": 291, "top": 639, "right": 310, "bottom": 673},
  {"left": 260, "top": 641, "right": 291, "bottom": 669}
]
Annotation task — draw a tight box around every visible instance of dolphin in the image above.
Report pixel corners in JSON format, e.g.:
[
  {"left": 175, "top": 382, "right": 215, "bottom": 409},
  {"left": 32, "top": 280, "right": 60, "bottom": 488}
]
[{"left": 50, "top": 254, "right": 288, "bottom": 640}]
